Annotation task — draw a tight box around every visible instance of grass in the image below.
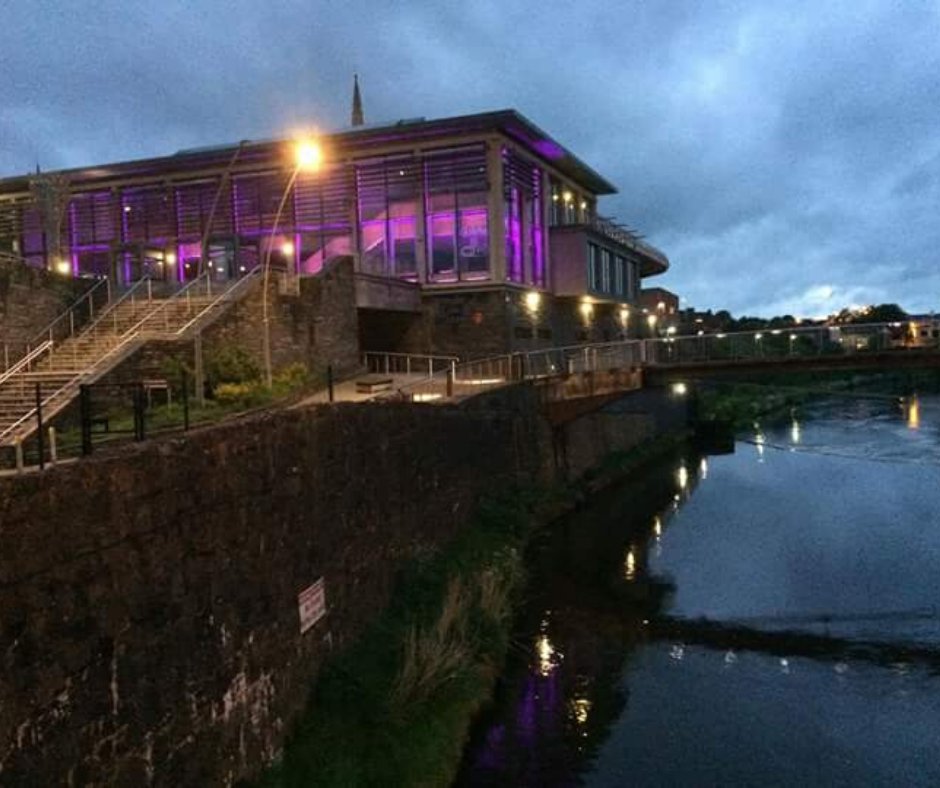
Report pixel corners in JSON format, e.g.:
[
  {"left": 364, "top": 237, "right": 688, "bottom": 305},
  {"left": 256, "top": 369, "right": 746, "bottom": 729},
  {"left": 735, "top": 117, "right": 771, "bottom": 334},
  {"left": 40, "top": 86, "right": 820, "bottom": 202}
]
[{"left": 252, "top": 488, "right": 550, "bottom": 788}]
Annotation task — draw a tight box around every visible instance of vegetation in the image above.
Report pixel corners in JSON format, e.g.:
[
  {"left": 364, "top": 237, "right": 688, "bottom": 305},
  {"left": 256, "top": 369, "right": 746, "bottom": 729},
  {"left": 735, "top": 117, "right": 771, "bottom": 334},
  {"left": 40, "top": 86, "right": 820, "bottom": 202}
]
[{"left": 253, "top": 487, "right": 556, "bottom": 788}]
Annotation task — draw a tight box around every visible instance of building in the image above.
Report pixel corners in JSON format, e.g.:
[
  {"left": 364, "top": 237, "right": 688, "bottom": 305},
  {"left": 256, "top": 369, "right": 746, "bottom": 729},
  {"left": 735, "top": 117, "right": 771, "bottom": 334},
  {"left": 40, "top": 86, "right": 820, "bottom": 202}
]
[
  {"left": 0, "top": 108, "right": 669, "bottom": 359},
  {"left": 638, "top": 286, "right": 679, "bottom": 335}
]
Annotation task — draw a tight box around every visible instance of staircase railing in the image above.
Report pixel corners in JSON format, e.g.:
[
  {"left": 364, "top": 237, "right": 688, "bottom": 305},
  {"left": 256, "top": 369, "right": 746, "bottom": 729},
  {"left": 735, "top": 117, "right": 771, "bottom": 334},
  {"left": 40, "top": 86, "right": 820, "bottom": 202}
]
[
  {"left": 153, "top": 268, "right": 263, "bottom": 339},
  {"left": 0, "top": 341, "right": 54, "bottom": 388},
  {"left": 2, "top": 277, "right": 111, "bottom": 373},
  {"left": 80, "top": 276, "right": 155, "bottom": 341}
]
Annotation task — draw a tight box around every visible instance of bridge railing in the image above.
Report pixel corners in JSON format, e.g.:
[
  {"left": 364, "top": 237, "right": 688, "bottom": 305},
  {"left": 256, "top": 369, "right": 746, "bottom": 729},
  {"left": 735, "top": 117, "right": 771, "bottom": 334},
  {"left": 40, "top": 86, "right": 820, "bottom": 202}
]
[{"left": 644, "top": 322, "right": 918, "bottom": 365}]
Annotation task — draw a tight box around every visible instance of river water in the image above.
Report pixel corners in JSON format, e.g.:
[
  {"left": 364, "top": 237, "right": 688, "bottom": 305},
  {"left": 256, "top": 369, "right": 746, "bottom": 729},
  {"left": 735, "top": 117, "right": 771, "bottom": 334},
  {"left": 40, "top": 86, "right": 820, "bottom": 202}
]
[{"left": 458, "top": 394, "right": 940, "bottom": 787}]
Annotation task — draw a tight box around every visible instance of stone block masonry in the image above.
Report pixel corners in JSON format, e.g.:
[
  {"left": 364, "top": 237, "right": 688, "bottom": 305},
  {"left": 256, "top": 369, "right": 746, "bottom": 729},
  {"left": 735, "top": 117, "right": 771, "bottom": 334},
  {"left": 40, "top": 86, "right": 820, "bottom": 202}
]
[
  {"left": 0, "top": 383, "right": 686, "bottom": 785},
  {"left": 0, "top": 260, "right": 86, "bottom": 363},
  {"left": 0, "top": 401, "right": 548, "bottom": 785}
]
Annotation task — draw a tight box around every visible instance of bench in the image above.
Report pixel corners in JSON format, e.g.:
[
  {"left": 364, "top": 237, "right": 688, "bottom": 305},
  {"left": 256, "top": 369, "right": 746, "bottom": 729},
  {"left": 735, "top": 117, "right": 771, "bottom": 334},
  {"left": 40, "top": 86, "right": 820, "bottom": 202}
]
[
  {"left": 142, "top": 378, "right": 171, "bottom": 408},
  {"left": 355, "top": 376, "right": 394, "bottom": 394},
  {"left": 88, "top": 416, "right": 110, "bottom": 433}
]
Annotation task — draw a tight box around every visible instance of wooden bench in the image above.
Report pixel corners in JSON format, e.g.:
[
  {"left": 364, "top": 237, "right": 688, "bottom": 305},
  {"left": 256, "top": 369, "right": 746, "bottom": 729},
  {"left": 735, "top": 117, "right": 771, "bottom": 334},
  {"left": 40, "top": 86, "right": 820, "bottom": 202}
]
[{"left": 355, "top": 376, "right": 394, "bottom": 394}]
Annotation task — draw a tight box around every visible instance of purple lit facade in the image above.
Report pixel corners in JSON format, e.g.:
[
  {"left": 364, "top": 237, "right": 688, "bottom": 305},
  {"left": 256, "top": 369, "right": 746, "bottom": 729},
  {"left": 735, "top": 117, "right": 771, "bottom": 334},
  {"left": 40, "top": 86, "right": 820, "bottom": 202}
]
[{"left": 0, "top": 110, "right": 669, "bottom": 352}]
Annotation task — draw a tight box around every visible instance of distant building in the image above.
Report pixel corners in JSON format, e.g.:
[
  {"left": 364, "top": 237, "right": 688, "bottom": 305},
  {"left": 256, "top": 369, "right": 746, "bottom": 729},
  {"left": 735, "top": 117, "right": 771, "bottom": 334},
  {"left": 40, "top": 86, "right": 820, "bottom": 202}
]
[{"left": 0, "top": 109, "right": 669, "bottom": 357}]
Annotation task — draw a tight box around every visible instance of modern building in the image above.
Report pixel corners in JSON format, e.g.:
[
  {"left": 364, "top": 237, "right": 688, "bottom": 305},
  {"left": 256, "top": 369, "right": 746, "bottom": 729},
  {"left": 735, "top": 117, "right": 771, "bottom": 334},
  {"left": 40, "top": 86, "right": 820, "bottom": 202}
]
[{"left": 0, "top": 108, "right": 669, "bottom": 359}]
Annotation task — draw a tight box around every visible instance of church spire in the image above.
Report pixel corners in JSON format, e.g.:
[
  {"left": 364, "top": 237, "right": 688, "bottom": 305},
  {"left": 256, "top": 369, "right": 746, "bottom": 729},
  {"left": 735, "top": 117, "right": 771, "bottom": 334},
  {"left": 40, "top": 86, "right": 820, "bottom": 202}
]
[{"left": 351, "top": 74, "right": 364, "bottom": 127}]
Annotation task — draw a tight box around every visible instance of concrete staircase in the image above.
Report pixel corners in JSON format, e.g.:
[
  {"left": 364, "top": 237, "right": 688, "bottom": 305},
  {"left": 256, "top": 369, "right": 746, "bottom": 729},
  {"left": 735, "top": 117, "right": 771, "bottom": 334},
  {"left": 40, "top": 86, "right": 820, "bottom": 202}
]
[{"left": 0, "top": 269, "right": 261, "bottom": 452}]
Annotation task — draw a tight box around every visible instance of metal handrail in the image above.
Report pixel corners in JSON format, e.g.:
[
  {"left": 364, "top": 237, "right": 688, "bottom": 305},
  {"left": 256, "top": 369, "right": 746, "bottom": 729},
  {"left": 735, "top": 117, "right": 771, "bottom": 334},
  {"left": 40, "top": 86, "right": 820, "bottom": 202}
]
[
  {"left": 0, "top": 341, "right": 53, "bottom": 388},
  {"left": 119, "top": 272, "right": 212, "bottom": 338},
  {"left": 362, "top": 351, "right": 459, "bottom": 377},
  {"left": 81, "top": 276, "right": 154, "bottom": 339},
  {"left": 0, "top": 331, "right": 145, "bottom": 446},
  {"left": 28, "top": 277, "right": 110, "bottom": 348},
  {"left": 148, "top": 268, "right": 262, "bottom": 339},
  {"left": 1, "top": 277, "right": 110, "bottom": 373}
]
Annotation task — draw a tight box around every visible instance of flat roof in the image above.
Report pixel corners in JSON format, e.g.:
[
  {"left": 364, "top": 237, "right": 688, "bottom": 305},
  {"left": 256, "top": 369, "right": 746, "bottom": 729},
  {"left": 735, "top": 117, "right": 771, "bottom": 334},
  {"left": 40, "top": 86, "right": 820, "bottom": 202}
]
[{"left": 0, "top": 109, "right": 618, "bottom": 196}]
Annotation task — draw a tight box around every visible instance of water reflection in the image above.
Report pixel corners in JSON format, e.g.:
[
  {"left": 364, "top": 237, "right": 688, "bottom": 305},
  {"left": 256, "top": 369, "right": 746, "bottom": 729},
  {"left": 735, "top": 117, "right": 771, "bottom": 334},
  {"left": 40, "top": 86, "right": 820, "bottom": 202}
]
[
  {"left": 907, "top": 396, "right": 920, "bottom": 430},
  {"left": 460, "top": 395, "right": 940, "bottom": 787}
]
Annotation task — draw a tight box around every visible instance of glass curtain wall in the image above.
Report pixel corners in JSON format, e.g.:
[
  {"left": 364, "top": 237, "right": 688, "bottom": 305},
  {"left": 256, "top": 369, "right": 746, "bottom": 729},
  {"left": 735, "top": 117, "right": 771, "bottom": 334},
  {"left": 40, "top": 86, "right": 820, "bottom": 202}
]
[
  {"left": 423, "top": 145, "right": 489, "bottom": 283},
  {"left": 503, "top": 149, "right": 544, "bottom": 286},
  {"left": 294, "top": 163, "right": 352, "bottom": 275},
  {"left": 356, "top": 156, "right": 419, "bottom": 278}
]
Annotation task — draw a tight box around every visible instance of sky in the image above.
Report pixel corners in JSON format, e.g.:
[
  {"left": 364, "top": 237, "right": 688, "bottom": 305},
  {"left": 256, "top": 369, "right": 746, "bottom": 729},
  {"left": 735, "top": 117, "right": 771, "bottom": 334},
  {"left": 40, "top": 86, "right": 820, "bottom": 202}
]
[{"left": 1, "top": 0, "right": 938, "bottom": 317}]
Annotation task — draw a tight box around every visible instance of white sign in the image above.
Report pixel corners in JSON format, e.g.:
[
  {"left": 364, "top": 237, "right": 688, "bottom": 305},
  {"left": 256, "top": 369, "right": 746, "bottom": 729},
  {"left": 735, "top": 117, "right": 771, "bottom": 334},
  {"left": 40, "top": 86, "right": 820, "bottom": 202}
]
[{"left": 298, "top": 578, "right": 327, "bottom": 634}]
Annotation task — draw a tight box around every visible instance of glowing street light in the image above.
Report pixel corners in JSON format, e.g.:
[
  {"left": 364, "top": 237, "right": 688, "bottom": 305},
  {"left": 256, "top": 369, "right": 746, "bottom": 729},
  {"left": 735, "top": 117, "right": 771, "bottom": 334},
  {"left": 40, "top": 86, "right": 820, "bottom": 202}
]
[{"left": 262, "top": 138, "right": 322, "bottom": 387}]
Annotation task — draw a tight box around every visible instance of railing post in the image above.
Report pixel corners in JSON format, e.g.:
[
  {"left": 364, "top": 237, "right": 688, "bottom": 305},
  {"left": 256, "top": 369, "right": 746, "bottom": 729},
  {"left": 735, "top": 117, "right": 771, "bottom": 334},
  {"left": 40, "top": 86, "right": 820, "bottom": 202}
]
[
  {"left": 182, "top": 370, "right": 190, "bottom": 431},
  {"left": 14, "top": 438, "right": 24, "bottom": 474},
  {"left": 80, "top": 384, "right": 93, "bottom": 455},
  {"left": 134, "top": 383, "right": 146, "bottom": 441},
  {"left": 327, "top": 365, "right": 335, "bottom": 403},
  {"left": 446, "top": 367, "right": 455, "bottom": 398},
  {"left": 35, "top": 382, "right": 44, "bottom": 471},
  {"left": 48, "top": 427, "right": 57, "bottom": 465}
]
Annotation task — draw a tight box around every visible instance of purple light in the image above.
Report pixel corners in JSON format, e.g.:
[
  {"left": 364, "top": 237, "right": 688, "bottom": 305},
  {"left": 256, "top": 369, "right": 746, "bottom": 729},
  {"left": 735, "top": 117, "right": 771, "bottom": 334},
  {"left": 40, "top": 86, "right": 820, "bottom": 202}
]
[{"left": 532, "top": 139, "right": 565, "bottom": 161}]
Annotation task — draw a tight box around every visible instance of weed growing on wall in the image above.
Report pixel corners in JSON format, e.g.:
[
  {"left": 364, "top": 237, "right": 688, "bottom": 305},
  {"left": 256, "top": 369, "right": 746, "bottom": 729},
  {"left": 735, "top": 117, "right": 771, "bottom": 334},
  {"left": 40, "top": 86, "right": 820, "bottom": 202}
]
[{"left": 254, "top": 488, "right": 550, "bottom": 788}]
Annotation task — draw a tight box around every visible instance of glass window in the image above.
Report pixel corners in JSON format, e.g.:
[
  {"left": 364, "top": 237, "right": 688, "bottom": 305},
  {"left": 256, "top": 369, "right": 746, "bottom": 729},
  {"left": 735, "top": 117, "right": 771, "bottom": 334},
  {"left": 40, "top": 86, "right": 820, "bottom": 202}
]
[
  {"left": 587, "top": 243, "right": 599, "bottom": 291},
  {"left": 601, "top": 249, "right": 611, "bottom": 293},
  {"left": 425, "top": 146, "right": 489, "bottom": 282}
]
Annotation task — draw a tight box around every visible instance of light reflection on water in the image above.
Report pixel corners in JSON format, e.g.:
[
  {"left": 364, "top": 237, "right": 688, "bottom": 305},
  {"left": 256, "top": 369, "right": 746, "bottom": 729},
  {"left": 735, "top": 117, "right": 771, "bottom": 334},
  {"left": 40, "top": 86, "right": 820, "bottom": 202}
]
[{"left": 459, "top": 395, "right": 940, "bottom": 788}]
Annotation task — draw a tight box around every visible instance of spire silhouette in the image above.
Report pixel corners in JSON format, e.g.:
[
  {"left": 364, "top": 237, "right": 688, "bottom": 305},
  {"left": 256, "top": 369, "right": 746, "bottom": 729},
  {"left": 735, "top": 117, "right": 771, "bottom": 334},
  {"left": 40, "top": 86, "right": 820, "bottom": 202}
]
[{"left": 351, "top": 74, "right": 364, "bottom": 127}]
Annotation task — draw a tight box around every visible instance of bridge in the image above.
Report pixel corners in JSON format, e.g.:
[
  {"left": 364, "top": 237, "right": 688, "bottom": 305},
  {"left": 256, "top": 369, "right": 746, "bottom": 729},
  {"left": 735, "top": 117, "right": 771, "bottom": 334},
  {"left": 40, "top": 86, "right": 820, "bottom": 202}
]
[{"left": 392, "top": 321, "right": 940, "bottom": 405}]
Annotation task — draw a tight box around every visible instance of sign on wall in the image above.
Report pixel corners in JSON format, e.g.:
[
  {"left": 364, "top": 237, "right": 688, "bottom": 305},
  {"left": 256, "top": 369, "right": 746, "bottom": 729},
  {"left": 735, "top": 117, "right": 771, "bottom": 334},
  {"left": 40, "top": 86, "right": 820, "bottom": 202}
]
[{"left": 298, "top": 578, "right": 327, "bottom": 634}]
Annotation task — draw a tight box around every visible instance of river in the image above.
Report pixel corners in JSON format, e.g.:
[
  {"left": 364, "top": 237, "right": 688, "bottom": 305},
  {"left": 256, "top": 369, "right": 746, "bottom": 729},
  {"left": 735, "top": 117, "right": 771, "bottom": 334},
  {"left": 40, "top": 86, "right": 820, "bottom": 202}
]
[{"left": 458, "top": 394, "right": 940, "bottom": 787}]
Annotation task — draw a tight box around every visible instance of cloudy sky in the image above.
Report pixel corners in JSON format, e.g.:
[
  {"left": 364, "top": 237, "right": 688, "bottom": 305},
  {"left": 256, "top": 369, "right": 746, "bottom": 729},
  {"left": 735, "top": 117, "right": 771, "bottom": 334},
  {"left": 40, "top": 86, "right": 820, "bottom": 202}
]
[{"left": 2, "top": 0, "right": 938, "bottom": 316}]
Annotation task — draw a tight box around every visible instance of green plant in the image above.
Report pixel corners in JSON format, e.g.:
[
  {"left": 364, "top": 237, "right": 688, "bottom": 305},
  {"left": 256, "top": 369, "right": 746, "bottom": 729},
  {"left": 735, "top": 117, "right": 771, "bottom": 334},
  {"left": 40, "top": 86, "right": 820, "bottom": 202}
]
[
  {"left": 213, "top": 381, "right": 271, "bottom": 408},
  {"left": 206, "top": 345, "right": 261, "bottom": 386}
]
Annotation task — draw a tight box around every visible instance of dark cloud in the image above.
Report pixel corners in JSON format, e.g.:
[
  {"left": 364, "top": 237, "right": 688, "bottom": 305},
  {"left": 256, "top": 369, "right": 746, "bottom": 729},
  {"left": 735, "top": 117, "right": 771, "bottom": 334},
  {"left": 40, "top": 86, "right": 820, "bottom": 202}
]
[{"left": 2, "top": 0, "right": 937, "bottom": 315}]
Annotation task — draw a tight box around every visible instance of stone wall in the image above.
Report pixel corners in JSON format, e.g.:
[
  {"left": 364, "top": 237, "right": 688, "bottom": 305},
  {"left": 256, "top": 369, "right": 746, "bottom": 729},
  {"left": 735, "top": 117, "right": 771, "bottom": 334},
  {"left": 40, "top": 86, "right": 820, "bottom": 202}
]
[
  {"left": 0, "top": 385, "right": 686, "bottom": 785},
  {"left": 203, "top": 257, "right": 361, "bottom": 379},
  {"left": 0, "top": 260, "right": 86, "bottom": 367}
]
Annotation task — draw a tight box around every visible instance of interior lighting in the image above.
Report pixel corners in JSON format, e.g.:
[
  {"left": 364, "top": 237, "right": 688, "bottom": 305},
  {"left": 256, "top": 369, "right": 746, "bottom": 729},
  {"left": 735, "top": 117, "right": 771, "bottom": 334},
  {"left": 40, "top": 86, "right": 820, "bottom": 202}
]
[
  {"left": 55, "top": 258, "right": 71, "bottom": 275},
  {"left": 666, "top": 326, "right": 677, "bottom": 336},
  {"left": 580, "top": 299, "right": 594, "bottom": 319},
  {"left": 562, "top": 189, "right": 573, "bottom": 203},
  {"left": 754, "top": 333, "right": 763, "bottom": 340},
  {"left": 165, "top": 252, "right": 177, "bottom": 265},
  {"left": 619, "top": 306, "right": 630, "bottom": 326},
  {"left": 671, "top": 382, "right": 688, "bottom": 396},
  {"left": 282, "top": 241, "right": 295, "bottom": 257},
  {"left": 647, "top": 314, "right": 658, "bottom": 328},
  {"left": 524, "top": 291, "right": 541, "bottom": 312}
]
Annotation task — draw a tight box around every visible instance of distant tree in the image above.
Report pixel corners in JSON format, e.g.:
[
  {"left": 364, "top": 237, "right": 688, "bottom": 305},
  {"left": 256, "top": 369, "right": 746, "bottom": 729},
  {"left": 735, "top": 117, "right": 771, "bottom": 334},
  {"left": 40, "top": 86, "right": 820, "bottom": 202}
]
[{"left": 851, "top": 303, "right": 908, "bottom": 324}]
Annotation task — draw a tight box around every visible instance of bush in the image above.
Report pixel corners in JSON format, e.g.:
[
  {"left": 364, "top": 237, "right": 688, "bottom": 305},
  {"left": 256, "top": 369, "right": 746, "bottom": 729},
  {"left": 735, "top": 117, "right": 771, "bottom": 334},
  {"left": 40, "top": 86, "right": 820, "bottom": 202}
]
[
  {"left": 206, "top": 345, "right": 261, "bottom": 386},
  {"left": 213, "top": 381, "right": 271, "bottom": 408}
]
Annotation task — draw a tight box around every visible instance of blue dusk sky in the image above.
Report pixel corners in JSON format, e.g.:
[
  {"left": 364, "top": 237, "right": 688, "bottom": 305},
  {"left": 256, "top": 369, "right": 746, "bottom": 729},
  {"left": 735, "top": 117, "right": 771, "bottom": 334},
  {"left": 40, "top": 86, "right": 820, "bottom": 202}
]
[{"left": 1, "top": 0, "right": 937, "bottom": 317}]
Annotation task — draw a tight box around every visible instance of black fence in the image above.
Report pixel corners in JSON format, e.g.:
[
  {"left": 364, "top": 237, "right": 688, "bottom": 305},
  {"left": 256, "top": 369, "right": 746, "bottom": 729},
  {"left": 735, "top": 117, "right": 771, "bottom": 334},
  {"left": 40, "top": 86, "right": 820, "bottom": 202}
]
[{"left": 5, "top": 376, "right": 192, "bottom": 470}]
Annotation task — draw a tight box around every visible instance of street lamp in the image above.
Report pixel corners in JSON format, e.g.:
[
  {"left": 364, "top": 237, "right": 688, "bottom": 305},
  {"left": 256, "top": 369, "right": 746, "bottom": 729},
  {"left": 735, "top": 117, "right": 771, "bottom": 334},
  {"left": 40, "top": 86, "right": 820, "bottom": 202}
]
[{"left": 261, "top": 138, "right": 322, "bottom": 387}]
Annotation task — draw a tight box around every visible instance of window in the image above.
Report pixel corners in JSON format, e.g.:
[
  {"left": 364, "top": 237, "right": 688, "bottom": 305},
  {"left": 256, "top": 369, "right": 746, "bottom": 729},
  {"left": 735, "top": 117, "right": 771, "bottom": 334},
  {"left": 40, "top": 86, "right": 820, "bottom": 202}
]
[
  {"left": 587, "top": 243, "right": 600, "bottom": 291},
  {"left": 601, "top": 249, "right": 612, "bottom": 293},
  {"left": 425, "top": 146, "right": 489, "bottom": 282}
]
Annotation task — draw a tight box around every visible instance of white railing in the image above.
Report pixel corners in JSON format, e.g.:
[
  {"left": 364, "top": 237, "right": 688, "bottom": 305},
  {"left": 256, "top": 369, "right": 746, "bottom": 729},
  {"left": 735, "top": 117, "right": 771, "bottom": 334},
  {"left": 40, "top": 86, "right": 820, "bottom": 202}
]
[
  {"left": 2, "top": 278, "right": 111, "bottom": 373},
  {"left": 0, "top": 341, "right": 53, "bottom": 388},
  {"left": 362, "top": 351, "right": 458, "bottom": 378}
]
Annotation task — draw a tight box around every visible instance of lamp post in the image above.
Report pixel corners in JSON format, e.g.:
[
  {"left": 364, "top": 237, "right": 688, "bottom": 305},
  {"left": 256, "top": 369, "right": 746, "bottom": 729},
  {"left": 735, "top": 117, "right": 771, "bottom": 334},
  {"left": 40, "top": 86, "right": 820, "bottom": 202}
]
[{"left": 261, "top": 139, "right": 322, "bottom": 387}]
